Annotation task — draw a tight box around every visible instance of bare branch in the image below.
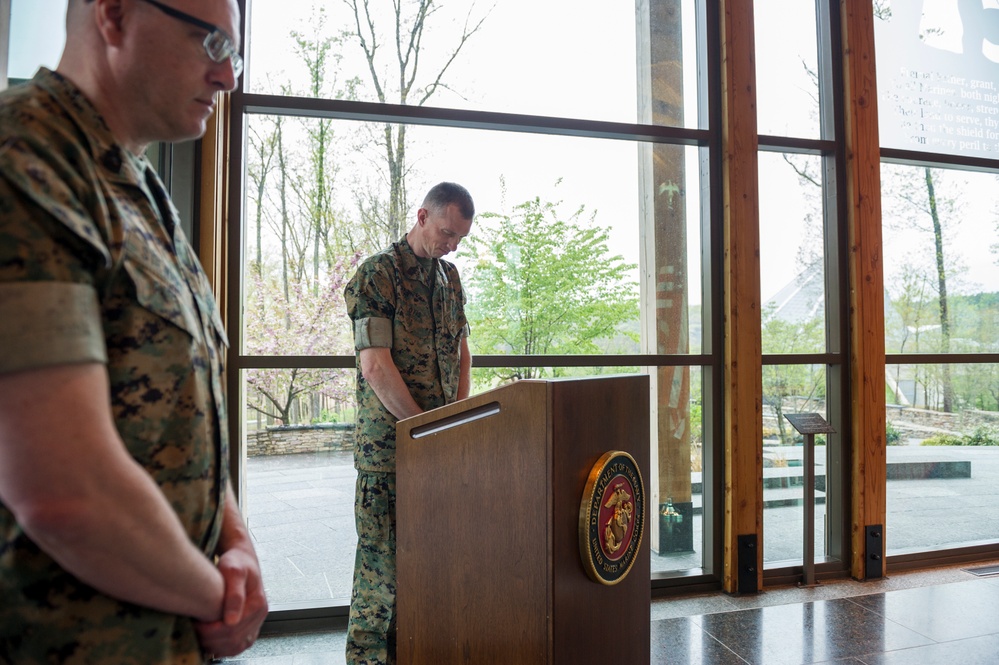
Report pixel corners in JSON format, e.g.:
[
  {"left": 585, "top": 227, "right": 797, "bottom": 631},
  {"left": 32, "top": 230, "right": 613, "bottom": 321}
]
[
  {"left": 344, "top": 0, "right": 387, "bottom": 102},
  {"left": 418, "top": 3, "right": 493, "bottom": 106}
]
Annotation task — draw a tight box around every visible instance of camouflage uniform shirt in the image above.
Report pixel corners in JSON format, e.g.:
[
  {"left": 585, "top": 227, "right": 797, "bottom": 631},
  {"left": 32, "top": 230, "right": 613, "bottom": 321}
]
[
  {"left": 344, "top": 237, "right": 468, "bottom": 472},
  {"left": 0, "top": 69, "right": 228, "bottom": 664}
]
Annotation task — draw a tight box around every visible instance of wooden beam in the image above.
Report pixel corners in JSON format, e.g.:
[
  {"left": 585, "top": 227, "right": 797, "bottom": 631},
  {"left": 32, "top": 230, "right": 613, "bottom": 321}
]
[
  {"left": 197, "top": 94, "right": 238, "bottom": 499},
  {"left": 719, "top": 0, "right": 763, "bottom": 593},
  {"left": 198, "top": 93, "right": 230, "bottom": 318},
  {"left": 839, "top": 0, "right": 886, "bottom": 579}
]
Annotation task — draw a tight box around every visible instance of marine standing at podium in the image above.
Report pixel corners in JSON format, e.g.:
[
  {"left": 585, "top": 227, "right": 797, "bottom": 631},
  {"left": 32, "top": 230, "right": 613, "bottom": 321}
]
[{"left": 344, "top": 182, "right": 474, "bottom": 664}]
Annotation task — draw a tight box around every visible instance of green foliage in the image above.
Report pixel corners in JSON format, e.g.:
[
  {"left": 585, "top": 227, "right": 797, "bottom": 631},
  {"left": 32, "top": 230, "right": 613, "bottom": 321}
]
[
  {"left": 886, "top": 420, "right": 903, "bottom": 446},
  {"left": 761, "top": 299, "right": 826, "bottom": 445},
  {"left": 964, "top": 425, "right": 999, "bottom": 446},
  {"left": 464, "top": 192, "right": 639, "bottom": 383},
  {"left": 690, "top": 401, "right": 703, "bottom": 445},
  {"left": 921, "top": 434, "right": 964, "bottom": 446},
  {"left": 312, "top": 408, "right": 340, "bottom": 424},
  {"left": 921, "top": 426, "right": 999, "bottom": 446},
  {"left": 761, "top": 301, "right": 825, "bottom": 355}
]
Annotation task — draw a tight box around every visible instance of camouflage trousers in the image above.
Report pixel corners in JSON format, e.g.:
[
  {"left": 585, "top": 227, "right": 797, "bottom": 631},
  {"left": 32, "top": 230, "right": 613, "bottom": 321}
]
[{"left": 346, "top": 470, "right": 397, "bottom": 665}]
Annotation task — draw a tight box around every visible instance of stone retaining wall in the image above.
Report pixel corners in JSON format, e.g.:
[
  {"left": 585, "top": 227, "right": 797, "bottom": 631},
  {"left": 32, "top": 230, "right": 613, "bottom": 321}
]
[
  {"left": 887, "top": 406, "right": 999, "bottom": 437},
  {"left": 247, "top": 423, "right": 355, "bottom": 456},
  {"left": 247, "top": 406, "right": 999, "bottom": 456}
]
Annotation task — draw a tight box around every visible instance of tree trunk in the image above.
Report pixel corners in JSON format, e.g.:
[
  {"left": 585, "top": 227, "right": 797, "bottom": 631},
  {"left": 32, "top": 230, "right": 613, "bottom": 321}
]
[{"left": 924, "top": 168, "right": 953, "bottom": 412}]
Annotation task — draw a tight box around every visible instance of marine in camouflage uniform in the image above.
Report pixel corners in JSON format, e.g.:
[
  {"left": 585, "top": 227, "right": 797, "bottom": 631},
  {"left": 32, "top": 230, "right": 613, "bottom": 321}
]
[
  {"left": 344, "top": 221, "right": 470, "bottom": 664},
  {"left": 0, "top": 69, "right": 228, "bottom": 664}
]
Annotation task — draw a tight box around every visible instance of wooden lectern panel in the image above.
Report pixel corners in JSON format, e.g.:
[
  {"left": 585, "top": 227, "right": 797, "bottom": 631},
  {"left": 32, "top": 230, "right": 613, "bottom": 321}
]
[
  {"left": 550, "top": 376, "right": 650, "bottom": 662},
  {"left": 397, "top": 375, "right": 650, "bottom": 665},
  {"left": 397, "top": 381, "right": 552, "bottom": 664}
]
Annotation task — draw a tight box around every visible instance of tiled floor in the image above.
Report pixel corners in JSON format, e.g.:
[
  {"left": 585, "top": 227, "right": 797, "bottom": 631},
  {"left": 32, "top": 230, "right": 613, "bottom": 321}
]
[{"left": 223, "top": 560, "right": 999, "bottom": 664}]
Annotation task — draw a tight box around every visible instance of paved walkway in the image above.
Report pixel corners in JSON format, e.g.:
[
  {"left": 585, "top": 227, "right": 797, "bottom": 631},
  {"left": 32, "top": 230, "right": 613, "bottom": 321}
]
[{"left": 245, "top": 445, "right": 999, "bottom": 608}]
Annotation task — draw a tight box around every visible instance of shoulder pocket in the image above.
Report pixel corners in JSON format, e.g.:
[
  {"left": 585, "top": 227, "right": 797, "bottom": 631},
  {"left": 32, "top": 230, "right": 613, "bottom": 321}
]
[{"left": 1, "top": 139, "right": 112, "bottom": 267}]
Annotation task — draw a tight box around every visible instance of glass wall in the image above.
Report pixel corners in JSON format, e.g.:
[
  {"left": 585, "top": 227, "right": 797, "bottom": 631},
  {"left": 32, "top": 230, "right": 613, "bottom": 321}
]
[
  {"left": 233, "top": 0, "right": 714, "bottom": 612},
  {"left": 243, "top": 367, "right": 358, "bottom": 606},
  {"left": 876, "top": 3, "right": 999, "bottom": 559},
  {"left": 875, "top": 0, "right": 999, "bottom": 160},
  {"left": 244, "top": 0, "right": 699, "bottom": 127},
  {"left": 754, "top": 0, "right": 820, "bottom": 139},
  {"left": 755, "top": 0, "right": 846, "bottom": 574},
  {"left": 884, "top": 363, "right": 999, "bottom": 554},
  {"left": 3, "top": 0, "right": 66, "bottom": 88}
]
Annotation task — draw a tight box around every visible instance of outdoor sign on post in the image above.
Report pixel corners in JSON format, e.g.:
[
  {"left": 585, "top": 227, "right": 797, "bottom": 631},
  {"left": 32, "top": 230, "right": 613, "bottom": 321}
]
[{"left": 784, "top": 412, "right": 836, "bottom": 588}]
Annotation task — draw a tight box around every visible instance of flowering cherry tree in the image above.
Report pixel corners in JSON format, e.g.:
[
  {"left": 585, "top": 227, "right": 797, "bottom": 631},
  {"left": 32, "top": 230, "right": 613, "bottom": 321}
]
[{"left": 243, "top": 253, "right": 361, "bottom": 424}]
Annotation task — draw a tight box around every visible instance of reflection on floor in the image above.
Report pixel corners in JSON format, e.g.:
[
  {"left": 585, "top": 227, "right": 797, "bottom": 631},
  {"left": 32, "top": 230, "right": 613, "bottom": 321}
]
[{"left": 223, "top": 560, "right": 999, "bottom": 664}]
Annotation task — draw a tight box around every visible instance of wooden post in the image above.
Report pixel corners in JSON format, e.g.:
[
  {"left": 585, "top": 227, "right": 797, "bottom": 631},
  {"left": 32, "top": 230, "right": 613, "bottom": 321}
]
[
  {"left": 720, "top": 0, "right": 763, "bottom": 593},
  {"left": 840, "top": 0, "right": 887, "bottom": 579}
]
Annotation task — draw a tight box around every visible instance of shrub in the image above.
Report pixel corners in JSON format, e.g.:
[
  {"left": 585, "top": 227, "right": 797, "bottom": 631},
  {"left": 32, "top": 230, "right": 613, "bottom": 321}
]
[
  {"left": 920, "top": 427, "right": 999, "bottom": 446},
  {"left": 312, "top": 408, "right": 341, "bottom": 424},
  {"left": 921, "top": 434, "right": 963, "bottom": 446},
  {"left": 886, "top": 421, "right": 903, "bottom": 446},
  {"left": 964, "top": 426, "right": 999, "bottom": 446}
]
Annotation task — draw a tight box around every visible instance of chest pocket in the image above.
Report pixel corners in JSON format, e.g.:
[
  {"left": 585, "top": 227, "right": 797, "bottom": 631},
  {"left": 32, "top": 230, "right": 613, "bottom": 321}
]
[
  {"left": 436, "top": 264, "right": 467, "bottom": 341},
  {"left": 442, "top": 299, "right": 467, "bottom": 340},
  {"left": 120, "top": 219, "right": 203, "bottom": 341}
]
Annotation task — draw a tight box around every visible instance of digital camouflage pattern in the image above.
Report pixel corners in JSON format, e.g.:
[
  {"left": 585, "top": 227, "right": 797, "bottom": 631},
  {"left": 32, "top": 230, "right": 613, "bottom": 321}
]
[
  {"left": 0, "top": 69, "right": 228, "bottom": 664},
  {"left": 343, "top": 237, "right": 468, "bottom": 664},
  {"left": 345, "top": 471, "right": 397, "bottom": 665},
  {"left": 343, "top": 237, "right": 468, "bottom": 474}
]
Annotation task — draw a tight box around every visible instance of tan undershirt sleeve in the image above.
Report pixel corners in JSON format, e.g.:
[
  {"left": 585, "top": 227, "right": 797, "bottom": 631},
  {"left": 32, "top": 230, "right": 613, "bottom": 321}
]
[{"left": 0, "top": 282, "right": 107, "bottom": 374}]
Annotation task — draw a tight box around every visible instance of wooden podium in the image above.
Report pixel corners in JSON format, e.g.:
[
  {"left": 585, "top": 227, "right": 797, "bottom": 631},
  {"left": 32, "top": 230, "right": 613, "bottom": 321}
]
[{"left": 396, "top": 375, "right": 650, "bottom": 665}]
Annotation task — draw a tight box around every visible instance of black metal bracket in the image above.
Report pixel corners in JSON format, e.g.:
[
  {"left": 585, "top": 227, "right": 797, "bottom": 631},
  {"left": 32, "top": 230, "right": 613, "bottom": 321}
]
[
  {"left": 737, "top": 533, "right": 759, "bottom": 593},
  {"left": 865, "top": 524, "right": 884, "bottom": 579}
]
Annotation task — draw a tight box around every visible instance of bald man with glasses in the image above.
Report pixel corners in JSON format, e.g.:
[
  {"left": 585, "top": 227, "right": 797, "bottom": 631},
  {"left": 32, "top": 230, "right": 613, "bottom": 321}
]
[{"left": 0, "top": 0, "right": 265, "bottom": 662}]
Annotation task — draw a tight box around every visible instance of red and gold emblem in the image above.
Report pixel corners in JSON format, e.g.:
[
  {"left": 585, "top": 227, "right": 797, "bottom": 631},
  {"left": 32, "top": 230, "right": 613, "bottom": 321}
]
[{"left": 578, "top": 450, "right": 645, "bottom": 585}]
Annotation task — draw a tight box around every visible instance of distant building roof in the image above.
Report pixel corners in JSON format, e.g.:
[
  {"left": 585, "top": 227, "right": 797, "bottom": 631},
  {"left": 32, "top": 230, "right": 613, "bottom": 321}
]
[{"left": 765, "top": 268, "right": 825, "bottom": 323}]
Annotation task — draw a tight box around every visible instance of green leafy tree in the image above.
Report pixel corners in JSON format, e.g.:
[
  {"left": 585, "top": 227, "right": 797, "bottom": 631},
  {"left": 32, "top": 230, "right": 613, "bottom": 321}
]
[
  {"left": 464, "top": 192, "right": 639, "bottom": 385},
  {"left": 949, "top": 293, "right": 999, "bottom": 411},
  {"left": 886, "top": 261, "right": 936, "bottom": 406},
  {"left": 761, "top": 302, "right": 825, "bottom": 445}
]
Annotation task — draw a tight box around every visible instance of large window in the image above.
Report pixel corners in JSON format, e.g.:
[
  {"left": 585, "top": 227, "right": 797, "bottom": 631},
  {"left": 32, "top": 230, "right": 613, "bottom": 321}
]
[
  {"left": 2, "top": 0, "right": 66, "bottom": 88},
  {"left": 876, "top": 4, "right": 999, "bottom": 559},
  {"left": 754, "top": 0, "right": 848, "bottom": 576},
  {"left": 231, "top": 0, "right": 715, "bottom": 613}
]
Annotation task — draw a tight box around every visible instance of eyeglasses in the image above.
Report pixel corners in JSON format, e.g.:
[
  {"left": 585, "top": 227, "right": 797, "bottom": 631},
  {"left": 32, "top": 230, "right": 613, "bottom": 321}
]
[{"left": 138, "top": 0, "right": 243, "bottom": 78}]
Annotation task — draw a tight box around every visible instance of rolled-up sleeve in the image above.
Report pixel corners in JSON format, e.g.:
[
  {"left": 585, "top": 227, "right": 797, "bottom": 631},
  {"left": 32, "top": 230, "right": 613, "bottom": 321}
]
[
  {"left": 0, "top": 282, "right": 107, "bottom": 374},
  {"left": 353, "top": 316, "right": 392, "bottom": 350},
  {"left": 345, "top": 255, "right": 397, "bottom": 350},
  {"left": 0, "top": 146, "right": 111, "bottom": 375}
]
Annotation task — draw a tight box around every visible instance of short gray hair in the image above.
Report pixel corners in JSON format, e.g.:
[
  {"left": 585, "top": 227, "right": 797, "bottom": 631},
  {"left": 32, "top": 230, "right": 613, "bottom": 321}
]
[{"left": 422, "top": 182, "right": 474, "bottom": 220}]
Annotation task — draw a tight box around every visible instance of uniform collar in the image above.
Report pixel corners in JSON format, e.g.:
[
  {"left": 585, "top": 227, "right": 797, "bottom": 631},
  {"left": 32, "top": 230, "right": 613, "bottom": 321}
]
[{"left": 397, "top": 236, "right": 437, "bottom": 285}]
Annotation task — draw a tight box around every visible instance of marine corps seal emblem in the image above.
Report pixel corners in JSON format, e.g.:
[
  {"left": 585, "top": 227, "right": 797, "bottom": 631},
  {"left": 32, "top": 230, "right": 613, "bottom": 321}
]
[{"left": 578, "top": 450, "right": 645, "bottom": 585}]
